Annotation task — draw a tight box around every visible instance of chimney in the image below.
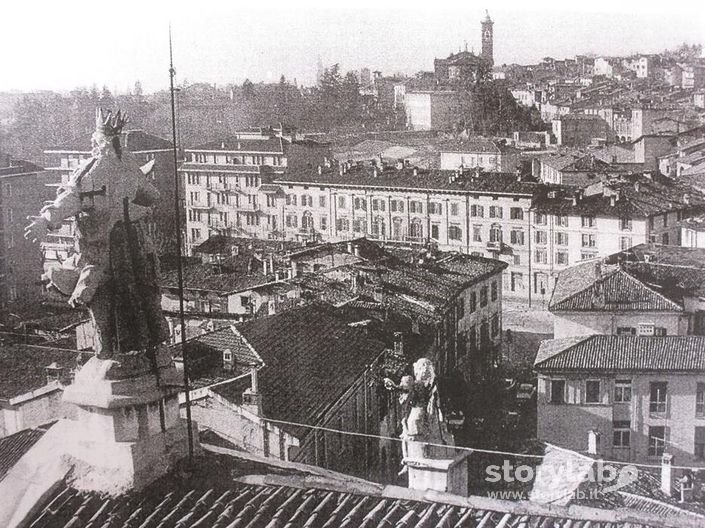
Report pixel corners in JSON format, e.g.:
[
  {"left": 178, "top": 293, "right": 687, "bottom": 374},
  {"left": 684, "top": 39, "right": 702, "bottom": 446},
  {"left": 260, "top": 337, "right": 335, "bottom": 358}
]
[
  {"left": 351, "top": 271, "right": 359, "bottom": 293},
  {"left": 353, "top": 244, "right": 361, "bottom": 257},
  {"left": 275, "top": 271, "right": 280, "bottom": 281},
  {"left": 339, "top": 164, "right": 344, "bottom": 176},
  {"left": 373, "top": 167, "right": 379, "bottom": 178},
  {"left": 393, "top": 332, "right": 404, "bottom": 356},
  {"left": 661, "top": 453, "right": 674, "bottom": 496},
  {"left": 262, "top": 258, "right": 268, "bottom": 275},
  {"left": 317, "top": 165, "right": 323, "bottom": 175},
  {"left": 610, "top": 194, "right": 616, "bottom": 207},
  {"left": 684, "top": 193, "right": 690, "bottom": 205},
  {"left": 634, "top": 181, "right": 640, "bottom": 192},
  {"left": 242, "top": 368, "right": 263, "bottom": 416},
  {"left": 221, "top": 141, "right": 226, "bottom": 149},
  {"left": 45, "top": 362, "right": 63, "bottom": 384},
  {"left": 373, "top": 285, "right": 385, "bottom": 303},
  {"left": 413, "top": 167, "right": 418, "bottom": 176},
  {"left": 572, "top": 195, "right": 578, "bottom": 206},
  {"left": 587, "top": 430, "right": 601, "bottom": 455},
  {"left": 347, "top": 241, "right": 354, "bottom": 254}
]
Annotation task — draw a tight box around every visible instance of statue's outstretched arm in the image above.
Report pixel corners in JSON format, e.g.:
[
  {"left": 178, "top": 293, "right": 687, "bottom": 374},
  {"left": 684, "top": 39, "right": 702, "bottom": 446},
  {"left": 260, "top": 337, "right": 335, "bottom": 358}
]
[
  {"left": 134, "top": 175, "right": 161, "bottom": 207},
  {"left": 39, "top": 184, "right": 83, "bottom": 229}
]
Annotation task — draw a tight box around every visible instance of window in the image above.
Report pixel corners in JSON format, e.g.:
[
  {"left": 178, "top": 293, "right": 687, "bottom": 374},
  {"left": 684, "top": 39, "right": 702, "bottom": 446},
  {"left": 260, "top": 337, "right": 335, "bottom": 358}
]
[
  {"left": 409, "top": 201, "right": 423, "bottom": 214},
  {"left": 468, "top": 326, "right": 477, "bottom": 352},
  {"left": 534, "top": 249, "right": 548, "bottom": 264},
  {"left": 429, "top": 202, "right": 442, "bottom": 215},
  {"left": 473, "top": 225, "right": 482, "bottom": 242},
  {"left": 535, "top": 230, "right": 547, "bottom": 245},
  {"left": 620, "top": 236, "right": 632, "bottom": 251},
  {"left": 491, "top": 281, "right": 498, "bottom": 301},
  {"left": 556, "top": 215, "right": 568, "bottom": 227},
  {"left": 556, "top": 251, "right": 569, "bottom": 266},
  {"left": 409, "top": 220, "right": 423, "bottom": 239},
  {"left": 354, "top": 197, "right": 367, "bottom": 211},
  {"left": 450, "top": 203, "right": 459, "bottom": 216},
  {"left": 555, "top": 232, "right": 569, "bottom": 246},
  {"left": 550, "top": 379, "right": 565, "bottom": 404},
  {"left": 696, "top": 428, "right": 705, "bottom": 460},
  {"left": 613, "top": 421, "right": 631, "bottom": 448},
  {"left": 320, "top": 216, "right": 328, "bottom": 231},
  {"left": 585, "top": 380, "right": 601, "bottom": 403},
  {"left": 471, "top": 204, "right": 484, "bottom": 217},
  {"left": 353, "top": 219, "right": 367, "bottom": 233},
  {"left": 469, "top": 291, "right": 477, "bottom": 313},
  {"left": 319, "top": 195, "right": 327, "bottom": 208},
  {"left": 190, "top": 228, "right": 201, "bottom": 241},
  {"left": 448, "top": 225, "right": 463, "bottom": 241},
  {"left": 286, "top": 215, "right": 298, "bottom": 228},
  {"left": 266, "top": 195, "right": 276, "bottom": 207},
  {"left": 581, "top": 215, "right": 596, "bottom": 228},
  {"left": 581, "top": 251, "right": 598, "bottom": 261},
  {"left": 649, "top": 382, "right": 667, "bottom": 414},
  {"left": 662, "top": 233, "right": 669, "bottom": 245},
  {"left": 513, "top": 255, "right": 521, "bottom": 265},
  {"left": 648, "top": 426, "right": 666, "bottom": 457},
  {"left": 189, "top": 192, "right": 200, "bottom": 205},
  {"left": 620, "top": 216, "right": 633, "bottom": 231},
  {"left": 301, "top": 194, "right": 313, "bottom": 207},
  {"left": 510, "top": 207, "right": 524, "bottom": 220},
  {"left": 456, "top": 332, "right": 467, "bottom": 360},
  {"left": 391, "top": 199, "right": 404, "bottom": 213},
  {"left": 510, "top": 230, "right": 525, "bottom": 245},
  {"left": 430, "top": 223, "right": 440, "bottom": 240},
  {"left": 286, "top": 194, "right": 297, "bottom": 206},
  {"left": 510, "top": 271, "right": 524, "bottom": 291},
  {"left": 534, "top": 213, "right": 547, "bottom": 225},
  {"left": 615, "top": 380, "right": 632, "bottom": 403},
  {"left": 663, "top": 214, "right": 668, "bottom": 228},
  {"left": 581, "top": 234, "right": 596, "bottom": 247},
  {"left": 336, "top": 218, "right": 350, "bottom": 231},
  {"left": 697, "top": 383, "right": 705, "bottom": 417},
  {"left": 489, "top": 206, "right": 503, "bottom": 218},
  {"left": 301, "top": 213, "right": 314, "bottom": 230},
  {"left": 490, "top": 313, "right": 499, "bottom": 336},
  {"left": 456, "top": 296, "right": 465, "bottom": 320},
  {"left": 372, "top": 198, "right": 386, "bottom": 212},
  {"left": 616, "top": 326, "right": 636, "bottom": 335},
  {"left": 337, "top": 196, "right": 347, "bottom": 209},
  {"left": 480, "top": 286, "right": 488, "bottom": 307},
  {"left": 489, "top": 226, "right": 502, "bottom": 243}
]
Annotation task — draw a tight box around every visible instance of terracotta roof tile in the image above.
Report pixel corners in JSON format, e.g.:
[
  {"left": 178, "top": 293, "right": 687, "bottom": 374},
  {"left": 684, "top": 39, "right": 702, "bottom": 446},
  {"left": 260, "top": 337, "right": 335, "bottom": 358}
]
[
  {"left": 0, "top": 345, "right": 78, "bottom": 399},
  {"left": 0, "top": 426, "right": 47, "bottom": 479},
  {"left": 535, "top": 335, "right": 705, "bottom": 371}
]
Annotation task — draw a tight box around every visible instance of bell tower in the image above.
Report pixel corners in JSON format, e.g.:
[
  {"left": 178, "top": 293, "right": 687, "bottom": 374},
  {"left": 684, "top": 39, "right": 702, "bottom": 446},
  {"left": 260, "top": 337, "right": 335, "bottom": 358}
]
[{"left": 481, "top": 10, "right": 494, "bottom": 66}]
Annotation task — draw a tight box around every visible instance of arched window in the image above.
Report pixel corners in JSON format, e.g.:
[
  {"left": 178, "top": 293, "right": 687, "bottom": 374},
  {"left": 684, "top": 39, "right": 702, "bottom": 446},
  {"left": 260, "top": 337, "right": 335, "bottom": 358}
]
[
  {"left": 409, "top": 219, "right": 423, "bottom": 240},
  {"left": 371, "top": 216, "right": 386, "bottom": 239}
]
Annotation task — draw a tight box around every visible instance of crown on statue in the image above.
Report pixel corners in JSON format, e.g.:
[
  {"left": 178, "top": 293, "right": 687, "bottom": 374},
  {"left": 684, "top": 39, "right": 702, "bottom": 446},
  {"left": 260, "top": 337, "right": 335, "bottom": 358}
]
[{"left": 95, "top": 108, "right": 128, "bottom": 137}]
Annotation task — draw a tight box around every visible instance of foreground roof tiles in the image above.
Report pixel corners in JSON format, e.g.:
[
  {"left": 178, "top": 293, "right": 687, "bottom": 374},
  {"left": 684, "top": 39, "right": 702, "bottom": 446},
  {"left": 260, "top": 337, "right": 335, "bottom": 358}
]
[{"left": 23, "top": 450, "right": 674, "bottom": 528}]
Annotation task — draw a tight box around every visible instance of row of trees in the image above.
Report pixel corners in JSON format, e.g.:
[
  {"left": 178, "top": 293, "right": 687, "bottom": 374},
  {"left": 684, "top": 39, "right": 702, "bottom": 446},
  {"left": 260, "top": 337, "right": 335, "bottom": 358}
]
[{"left": 2, "top": 65, "right": 543, "bottom": 165}]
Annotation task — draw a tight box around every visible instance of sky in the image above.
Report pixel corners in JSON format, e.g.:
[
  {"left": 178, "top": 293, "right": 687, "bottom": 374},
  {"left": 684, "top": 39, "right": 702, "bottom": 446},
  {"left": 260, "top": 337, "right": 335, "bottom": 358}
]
[{"left": 2, "top": 0, "right": 704, "bottom": 94}]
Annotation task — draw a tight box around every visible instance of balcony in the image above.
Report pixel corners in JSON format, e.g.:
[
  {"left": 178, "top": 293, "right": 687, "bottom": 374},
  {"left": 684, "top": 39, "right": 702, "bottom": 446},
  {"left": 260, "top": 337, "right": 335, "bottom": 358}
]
[
  {"left": 238, "top": 203, "right": 260, "bottom": 212},
  {"left": 487, "top": 240, "right": 502, "bottom": 251}
]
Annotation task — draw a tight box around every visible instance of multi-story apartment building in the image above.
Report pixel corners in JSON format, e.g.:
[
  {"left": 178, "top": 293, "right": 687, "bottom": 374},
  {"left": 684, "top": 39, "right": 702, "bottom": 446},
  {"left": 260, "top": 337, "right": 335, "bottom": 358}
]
[
  {"left": 439, "top": 139, "right": 521, "bottom": 172},
  {"left": 535, "top": 335, "right": 705, "bottom": 466},
  {"left": 185, "top": 162, "right": 705, "bottom": 303},
  {"left": 0, "top": 156, "right": 51, "bottom": 314},
  {"left": 180, "top": 129, "right": 330, "bottom": 253},
  {"left": 530, "top": 177, "right": 705, "bottom": 302},
  {"left": 551, "top": 114, "right": 609, "bottom": 147},
  {"left": 42, "top": 130, "right": 174, "bottom": 265}
]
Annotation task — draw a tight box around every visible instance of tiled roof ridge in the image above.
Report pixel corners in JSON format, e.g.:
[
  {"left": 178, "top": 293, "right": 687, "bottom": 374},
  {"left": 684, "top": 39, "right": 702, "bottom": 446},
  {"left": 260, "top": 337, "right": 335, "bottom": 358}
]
[
  {"left": 549, "top": 264, "right": 620, "bottom": 310},
  {"left": 235, "top": 473, "right": 698, "bottom": 528},
  {"left": 229, "top": 326, "right": 265, "bottom": 367},
  {"left": 620, "top": 267, "right": 684, "bottom": 311},
  {"left": 618, "top": 491, "right": 705, "bottom": 521}
]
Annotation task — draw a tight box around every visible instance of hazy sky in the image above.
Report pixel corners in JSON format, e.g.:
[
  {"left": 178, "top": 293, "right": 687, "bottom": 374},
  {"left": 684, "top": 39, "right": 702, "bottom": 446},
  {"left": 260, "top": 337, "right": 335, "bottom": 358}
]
[{"left": 3, "top": 0, "right": 703, "bottom": 93}]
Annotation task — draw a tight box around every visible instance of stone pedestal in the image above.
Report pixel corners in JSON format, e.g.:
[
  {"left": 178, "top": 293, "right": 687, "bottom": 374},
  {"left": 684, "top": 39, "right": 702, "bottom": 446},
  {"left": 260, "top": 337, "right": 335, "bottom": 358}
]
[{"left": 60, "top": 348, "right": 198, "bottom": 493}]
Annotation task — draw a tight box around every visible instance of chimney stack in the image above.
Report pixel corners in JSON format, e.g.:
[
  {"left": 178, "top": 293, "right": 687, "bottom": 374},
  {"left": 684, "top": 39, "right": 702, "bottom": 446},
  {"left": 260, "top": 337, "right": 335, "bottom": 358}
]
[
  {"left": 242, "top": 368, "right": 263, "bottom": 416},
  {"left": 413, "top": 167, "right": 418, "bottom": 176},
  {"left": 661, "top": 453, "right": 674, "bottom": 496},
  {"left": 610, "top": 194, "right": 616, "bottom": 207},
  {"left": 317, "top": 165, "right": 323, "bottom": 175},
  {"left": 587, "top": 430, "right": 601, "bottom": 455},
  {"left": 393, "top": 332, "right": 404, "bottom": 356}
]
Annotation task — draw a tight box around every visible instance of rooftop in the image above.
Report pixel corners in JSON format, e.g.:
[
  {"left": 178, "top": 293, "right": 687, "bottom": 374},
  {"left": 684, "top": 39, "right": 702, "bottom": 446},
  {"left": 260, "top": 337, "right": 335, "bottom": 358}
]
[
  {"left": 549, "top": 260, "right": 684, "bottom": 312},
  {"left": 189, "top": 136, "right": 286, "bottom": 154},
  {"left": 274, "top": 165, "right": 539, "bottom": 195},
  {"left": 0, "top": 159, "right": 44, "bottom": 177},
  {"left": 211, "top": 303, "right": 387, "bottom": 437},
  {"left": 0, "top": 345, "right": 78, "bottom": 400},
  {"left": 532, "top": 176, "right": 705, "bottom": 217},
  {"left": 20, "top": 445, "right": 680, "bottom": 528},
  {"left": 535, "top": 335, "right": 705, "bottom": 372}
]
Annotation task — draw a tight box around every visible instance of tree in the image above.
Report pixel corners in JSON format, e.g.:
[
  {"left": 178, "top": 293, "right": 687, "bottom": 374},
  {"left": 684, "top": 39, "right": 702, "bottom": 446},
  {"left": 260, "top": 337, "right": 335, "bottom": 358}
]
[{"left": 242, "top": 79, "right": 255, "bottom": 99}]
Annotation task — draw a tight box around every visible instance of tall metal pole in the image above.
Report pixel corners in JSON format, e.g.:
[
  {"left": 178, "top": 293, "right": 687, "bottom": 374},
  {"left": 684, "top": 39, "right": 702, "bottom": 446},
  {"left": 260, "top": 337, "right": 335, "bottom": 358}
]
[{"left": 169, "top": 24, "right": 194, "bottom": 460}]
